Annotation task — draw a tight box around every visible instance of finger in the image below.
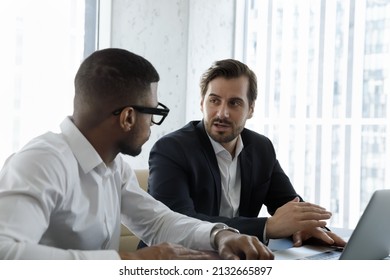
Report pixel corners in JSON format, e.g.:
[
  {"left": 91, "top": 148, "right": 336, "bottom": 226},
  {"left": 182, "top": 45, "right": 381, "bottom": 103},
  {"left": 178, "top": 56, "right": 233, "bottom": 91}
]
[
  {"left": 219, "top": 249, "right": 240, "bottom": 260},
  {"left": 298, "top": 220, "right": 328, "bottom": 229},
  {"left": 326, "top": 231, "right": 347, "bottom": 247},
  {"left": 169, "top": 247, "right": 219, "bottom": 260},
  {"left": 298, "top": 212, "right": 332, "bottom": 221},
  {"left": 312, "top": 230, "right": 335, "bottom": 245},
  {"left": 298, "top": 227, "right": 336, "bottom": 246},
  {"left": 293, "top": 205, "right": 332, "bottom": 219},
  {"left": 236, "top": 239, "right": 259, "bottom": 260},
  {"left": 299, "top": 205, "right": 330, "bottom": 214},
  {"left": 158, "top": 243, "right": 220, "bottom": 260},
  {"left": 292, "top": 232, "right": 303, "bottom": 247},
  {"left": 175, "top": 252, "right": 217, "bottom": 260},
  {"left": 253, "top": 241, "right": 274, "bottom": 260},
  {"left": 295, "top": 202, "right": 328, "bottom": 211},
  {"left": 225, "top": 236, "right": 274, "bottom": 260},
  {"left": 289, "top": 197, "right": 300, "bottom": 203},
  {"left": 174, "top": 246, "right": 214, "bottom": 256},
  {"left": 302, "top": 208, "right": 331, "bottom": 216}
]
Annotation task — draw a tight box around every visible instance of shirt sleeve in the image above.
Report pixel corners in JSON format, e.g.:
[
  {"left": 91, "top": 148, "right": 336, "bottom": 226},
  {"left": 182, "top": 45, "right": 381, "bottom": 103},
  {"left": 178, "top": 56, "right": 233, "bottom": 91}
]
[
  {"left": 119, "top": 165, "right": 215, "bottom": 251},
  {"left": 0, "top": 148, "right": 120, "bottom": 260}
]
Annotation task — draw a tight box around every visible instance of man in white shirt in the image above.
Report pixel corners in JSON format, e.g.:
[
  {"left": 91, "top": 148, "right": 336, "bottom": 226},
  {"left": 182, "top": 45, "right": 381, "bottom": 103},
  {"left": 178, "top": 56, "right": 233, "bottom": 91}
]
[{"left": 0, "top": 48, "right": 274, "bottom": 260}]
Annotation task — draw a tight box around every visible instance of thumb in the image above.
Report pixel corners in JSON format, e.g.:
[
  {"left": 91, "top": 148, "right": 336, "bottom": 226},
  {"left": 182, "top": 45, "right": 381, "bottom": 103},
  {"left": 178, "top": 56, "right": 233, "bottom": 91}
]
[
  {"left": 290, "top": 197, "right": 300, "bottom": 203},
  {"left": 292, "top": 232, "right": 302, "bottom": 247}
]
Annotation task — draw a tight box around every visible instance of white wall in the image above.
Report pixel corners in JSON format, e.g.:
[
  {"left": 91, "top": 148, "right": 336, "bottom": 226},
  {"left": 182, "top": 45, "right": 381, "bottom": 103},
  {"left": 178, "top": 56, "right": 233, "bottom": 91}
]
[
  {"left": 110, "top": 0, "right": 236, "bottom": 169},
  {"left": 185, "top": 0, "right": 236, "bottom": 121}
]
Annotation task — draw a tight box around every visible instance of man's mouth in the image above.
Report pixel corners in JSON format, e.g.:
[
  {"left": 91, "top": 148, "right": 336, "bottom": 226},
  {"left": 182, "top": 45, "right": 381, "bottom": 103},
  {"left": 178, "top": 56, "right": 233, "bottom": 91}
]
[{"left": 212, "top": 121, "right": 231, "bottom": 131}]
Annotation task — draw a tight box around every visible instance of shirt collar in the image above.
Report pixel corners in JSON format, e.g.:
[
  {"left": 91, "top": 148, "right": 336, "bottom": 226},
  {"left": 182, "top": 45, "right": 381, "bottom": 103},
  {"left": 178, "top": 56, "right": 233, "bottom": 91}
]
[
  {"left": 60, "top": 116, "right": 106, "bottom": 174},
  {"left": 208, "top": 133, "right": 244, "bottom": 159}
]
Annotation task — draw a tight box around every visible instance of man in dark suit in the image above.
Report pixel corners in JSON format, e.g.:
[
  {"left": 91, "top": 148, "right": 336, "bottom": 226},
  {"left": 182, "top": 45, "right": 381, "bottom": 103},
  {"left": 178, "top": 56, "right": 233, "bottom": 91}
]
[{"left": 147, "top": 59, "right": 345, "bottom": 247}]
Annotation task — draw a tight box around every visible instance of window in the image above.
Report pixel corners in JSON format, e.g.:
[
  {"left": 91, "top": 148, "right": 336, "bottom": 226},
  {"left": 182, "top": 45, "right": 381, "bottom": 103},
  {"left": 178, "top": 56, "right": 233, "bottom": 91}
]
[
  {"left": 0, "top": 0, "right": 98, "bottom": 167},
  {"left": 238, "top": 0, "right": 390, "bottom": 229}
]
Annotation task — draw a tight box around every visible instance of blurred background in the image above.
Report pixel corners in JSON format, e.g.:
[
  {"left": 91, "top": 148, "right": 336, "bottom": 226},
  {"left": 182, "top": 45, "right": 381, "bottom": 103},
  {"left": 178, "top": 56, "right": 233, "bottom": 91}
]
[{"left": 1, "top": 0, "right": 389, "bottom": 229}]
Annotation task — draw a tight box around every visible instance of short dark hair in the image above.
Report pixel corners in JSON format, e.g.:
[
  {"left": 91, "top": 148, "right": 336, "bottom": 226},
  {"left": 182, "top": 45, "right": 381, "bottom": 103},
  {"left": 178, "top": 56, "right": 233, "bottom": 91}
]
[
  {"left": 200, "top": 59, "right": 257, "bottom": 105},
  {"left": 74, "top": 48, "right": 160, "bottom": 108}
]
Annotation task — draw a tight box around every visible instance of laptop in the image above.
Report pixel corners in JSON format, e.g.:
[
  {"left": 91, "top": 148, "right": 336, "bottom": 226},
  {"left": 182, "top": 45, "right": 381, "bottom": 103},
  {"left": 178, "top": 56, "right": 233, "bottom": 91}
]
[{"left": 273, "top": 189, "right": 390, "bottom": 260}]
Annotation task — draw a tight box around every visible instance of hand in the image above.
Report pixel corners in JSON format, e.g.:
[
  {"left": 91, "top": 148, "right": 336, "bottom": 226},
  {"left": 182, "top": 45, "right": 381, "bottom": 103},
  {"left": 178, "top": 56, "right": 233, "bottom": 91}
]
[
  {"left": 292, "top": 228, "right": 347, "bottom": 247},
  {"left": 215, "top": 231, "right": 274, "bottom": 260},
  {"left": 265, "top": 197, "right": 332, "bottom": 239},
  {"left": 120, "top": 242, "right": 219, "bottom": 260}
]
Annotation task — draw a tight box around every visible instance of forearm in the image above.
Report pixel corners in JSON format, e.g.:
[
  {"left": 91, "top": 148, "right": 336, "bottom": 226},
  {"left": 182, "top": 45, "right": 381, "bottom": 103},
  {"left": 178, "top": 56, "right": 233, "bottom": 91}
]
[
  {"left": 0, "top": 238, "right": 120, "bottom": 260},
  {"left": 121, "top": 182, "right": 215, "bottom": 251},
  {"left": 175, "top": 210, "right": 268, "bottom": 243}
]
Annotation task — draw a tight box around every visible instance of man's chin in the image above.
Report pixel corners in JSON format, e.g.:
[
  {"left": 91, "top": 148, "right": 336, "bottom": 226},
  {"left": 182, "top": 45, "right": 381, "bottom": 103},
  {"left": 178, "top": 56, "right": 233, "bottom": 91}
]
[
  {"left": 210, "top": 133, "right": 235, "bottom": 144},
  {"left": 121, "top": 148, "right": 142, "bottom": 157}
]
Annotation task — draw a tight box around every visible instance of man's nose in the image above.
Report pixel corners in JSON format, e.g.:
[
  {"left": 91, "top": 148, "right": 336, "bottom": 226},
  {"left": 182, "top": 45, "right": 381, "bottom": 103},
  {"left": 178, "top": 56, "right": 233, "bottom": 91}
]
[{"left": 216, "top": 103, "right": 229, "bottom": 118}]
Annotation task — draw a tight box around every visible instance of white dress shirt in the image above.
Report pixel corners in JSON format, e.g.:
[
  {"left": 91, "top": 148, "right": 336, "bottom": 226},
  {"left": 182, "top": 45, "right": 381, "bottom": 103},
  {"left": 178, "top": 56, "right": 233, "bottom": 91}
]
[
  {"left": 0, "top": 117, "right": 214, "bottom": 259},
  {"left": 209, "top": 135, "right": 244, "bottom": 218},
  {"left": 209, "top": 135, "right": 268, "bottom": 242}
]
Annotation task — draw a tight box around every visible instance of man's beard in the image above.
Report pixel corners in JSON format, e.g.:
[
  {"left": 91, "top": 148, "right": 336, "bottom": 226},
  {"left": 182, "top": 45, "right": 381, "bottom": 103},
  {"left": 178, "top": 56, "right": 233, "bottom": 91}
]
[
  {"left": 206, "top": 118, "right": 242, "bottom": 143},
  {"left": 118, "top": 126, "right": 149, "bottom": 157},
  {"left": 209, "top": 130, "right": 238, "bottom": 143},
  {"left": 119, "top": 142, "right": 142, "bottom": 157}
]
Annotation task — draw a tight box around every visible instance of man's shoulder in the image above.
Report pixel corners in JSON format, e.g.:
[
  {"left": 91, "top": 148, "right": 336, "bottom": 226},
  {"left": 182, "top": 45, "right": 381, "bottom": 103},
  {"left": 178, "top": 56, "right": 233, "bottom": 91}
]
[
  {"left": 9, "top": 131, "right": 74, "bottom": 171},
  {"left": 28, "top": 131, "right": 71, "bottom": 155},
  {"left": 1, "top": 132, "right": 76, "bottom": 193},
  {"left": 17, "top": 131, "right": 64, "bottom": 152},
  {"left": 241, "top": 127, "right": 271, "bottom": 143},
  {"left": 240, "top": 128, "right": 276, "bottom": 156}
]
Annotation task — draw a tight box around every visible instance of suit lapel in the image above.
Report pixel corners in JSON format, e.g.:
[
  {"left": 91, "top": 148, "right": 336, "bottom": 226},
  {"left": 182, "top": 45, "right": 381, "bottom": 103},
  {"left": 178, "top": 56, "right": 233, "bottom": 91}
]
[
  {"left": 238, "top": 147, "right": 253, "bottom": 215},
  {"left": 195, "top": 121, "right": 222, "bottom": 210}
]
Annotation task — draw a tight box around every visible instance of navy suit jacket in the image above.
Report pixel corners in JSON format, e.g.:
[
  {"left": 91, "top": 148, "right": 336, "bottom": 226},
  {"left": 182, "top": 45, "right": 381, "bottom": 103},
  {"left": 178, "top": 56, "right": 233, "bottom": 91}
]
[{"left": 148, "top": 120, "right": 301, "bottom": 242}]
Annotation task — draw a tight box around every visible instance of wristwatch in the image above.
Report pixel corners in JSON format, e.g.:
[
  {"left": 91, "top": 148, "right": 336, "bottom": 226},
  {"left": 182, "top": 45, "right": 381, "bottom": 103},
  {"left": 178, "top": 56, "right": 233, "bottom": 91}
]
[{"left": 210, "top": 224, "right": 240, "bottom": 250}]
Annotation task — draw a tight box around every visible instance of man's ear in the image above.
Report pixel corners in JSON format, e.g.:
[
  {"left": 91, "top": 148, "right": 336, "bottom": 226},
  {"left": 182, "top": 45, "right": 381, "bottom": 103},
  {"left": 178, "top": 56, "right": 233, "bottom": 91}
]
[
  {"left": 119, "top": 107, "right": 136, "bottom": 132},
  {"left": 248, "top": 102, "right": 255, "bottom": 119}
]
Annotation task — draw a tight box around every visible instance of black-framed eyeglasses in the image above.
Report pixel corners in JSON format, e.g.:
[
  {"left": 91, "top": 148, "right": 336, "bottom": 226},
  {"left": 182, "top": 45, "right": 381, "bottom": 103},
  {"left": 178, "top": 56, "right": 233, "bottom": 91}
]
[{"left": 112, "top": 102, "right": 170, "bottom": 125}]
